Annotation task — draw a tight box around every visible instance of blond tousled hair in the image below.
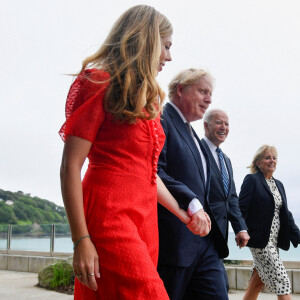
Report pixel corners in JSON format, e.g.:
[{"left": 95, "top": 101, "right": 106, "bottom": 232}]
[
  {"left": 248, "top": 144, "right": 278, "bottom": 174},
  {"left": 168, "top": 68, "right": 214, "bottom": 100},
  {"left": 79, "top": 5, "right": 173, "bottom": 123}
]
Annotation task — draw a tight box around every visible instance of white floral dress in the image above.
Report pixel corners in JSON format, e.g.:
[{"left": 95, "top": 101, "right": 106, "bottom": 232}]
[{"left": 249, "top": 178, "right": 291, "bottom": 295}]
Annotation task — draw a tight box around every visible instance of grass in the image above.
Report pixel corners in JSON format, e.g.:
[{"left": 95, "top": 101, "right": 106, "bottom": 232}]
[
  {"left": 17, "top": 220, "right": 32, "bottom": 225},
  {"left": 49, "top": 262, "right": 73, "bottom": 289}
]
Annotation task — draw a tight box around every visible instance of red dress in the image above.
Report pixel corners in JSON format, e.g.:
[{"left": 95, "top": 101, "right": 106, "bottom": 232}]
[{"left": 59, "top": 69, "right": 169, "bottom": 299}]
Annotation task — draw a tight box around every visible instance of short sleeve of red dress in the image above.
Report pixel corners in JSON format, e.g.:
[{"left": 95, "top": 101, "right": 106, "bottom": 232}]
[{"left": 59, "top": 69, "right": 110, "bottom": 143}]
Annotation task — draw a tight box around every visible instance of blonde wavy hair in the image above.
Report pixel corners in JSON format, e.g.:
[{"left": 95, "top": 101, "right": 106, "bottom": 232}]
[
  {"left": 248, "top": 144, "right": 278, "bottom": 174},
  {"left": 80, "top": 5, "right": 173, "bottom": 123}
]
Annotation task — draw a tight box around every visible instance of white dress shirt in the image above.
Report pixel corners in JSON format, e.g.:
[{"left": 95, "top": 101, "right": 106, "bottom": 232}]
[{"left": 203, "top": 136, "right": 229, "bottom": 177}]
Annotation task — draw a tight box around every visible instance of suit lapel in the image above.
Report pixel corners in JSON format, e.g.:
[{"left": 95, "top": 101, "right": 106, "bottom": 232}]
[
  {"left": 258, "top": 171, "right": 274, "bottom": 196},
  {"left": 165, "top": 103, "right": 206, "bottom": 186},
  {"left": 274, "top": 178, "right": 287, "bottom": 207},
  {"left": 258, "top": 172, "right": 287, "bottom": 208},
  {"left": 198, "top": 137, "right": 211, "bottom": 195}
]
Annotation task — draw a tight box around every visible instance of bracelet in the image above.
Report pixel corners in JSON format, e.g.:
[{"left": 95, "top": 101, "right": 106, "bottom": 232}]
[{"left": 73, "top": 235, "right": 90, "bottom": 250}]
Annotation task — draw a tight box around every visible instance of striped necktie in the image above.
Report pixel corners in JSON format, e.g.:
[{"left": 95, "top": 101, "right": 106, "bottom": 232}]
[{"left": 216, "top": 147, "right": 229, "bottom": 196}]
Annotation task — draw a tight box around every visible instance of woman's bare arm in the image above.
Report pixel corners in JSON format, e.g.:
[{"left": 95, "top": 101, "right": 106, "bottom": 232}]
[{"left": 60, "top": 135, "right": 99, "bottom": 291}]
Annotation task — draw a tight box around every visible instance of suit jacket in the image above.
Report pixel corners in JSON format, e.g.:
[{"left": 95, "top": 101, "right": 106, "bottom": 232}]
[
  {"left": 157, "top": 103, "right": 228, "bottom": 267},
  {"left": 200, "top": 139, "right": 247, "bottom": 245},
  {"left": 239, "top": 171, "right": 300, "bottom": 250}
]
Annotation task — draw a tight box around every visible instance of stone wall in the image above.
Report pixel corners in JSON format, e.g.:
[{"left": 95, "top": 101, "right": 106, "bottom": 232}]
[
  {"left": 0, "top": 253, "right": 299, "bottom": 293},
  {"left": 0, "top": 253, "right": 72, "bottom": 273}
]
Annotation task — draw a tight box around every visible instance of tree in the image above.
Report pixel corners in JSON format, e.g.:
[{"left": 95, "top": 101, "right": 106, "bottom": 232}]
[
  {"left": 0, "top": 203, "right": 17, "bottom": 224},
  {"left": 13, "top": 202, "right": 28, "bottom": 221},
  {"left": 0, "top": 188, "right": 68, "bottom": 225}
]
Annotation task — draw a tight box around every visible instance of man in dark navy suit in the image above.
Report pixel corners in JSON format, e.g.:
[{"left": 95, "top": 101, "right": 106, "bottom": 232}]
[
  {"left": 201, "top": 109, "right": 250, "bottom": 290},
  {"left": 157, "top": 69, "right": 229, "bottom": 300}
]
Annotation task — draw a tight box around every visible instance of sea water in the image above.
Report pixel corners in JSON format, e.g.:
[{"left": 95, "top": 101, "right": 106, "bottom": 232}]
[
  {"left": 227, "top": 217, "right": 300, "bottom": 261},
  {"left": 0, "top": 219, "right": 299, "bottom": 261}
]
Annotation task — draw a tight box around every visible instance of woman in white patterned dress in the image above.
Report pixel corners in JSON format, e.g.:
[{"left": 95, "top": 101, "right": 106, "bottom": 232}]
[{"left": 239, "top": 145, "right": 300, "bottom": 300}]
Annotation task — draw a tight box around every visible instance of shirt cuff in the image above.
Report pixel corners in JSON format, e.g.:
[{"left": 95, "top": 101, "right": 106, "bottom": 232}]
[
  {"left": 188, "top": 198, "right": 203, "bottom": 216},
  {"left": 236, "top": 230, "right": 247, "bottom": 235}
]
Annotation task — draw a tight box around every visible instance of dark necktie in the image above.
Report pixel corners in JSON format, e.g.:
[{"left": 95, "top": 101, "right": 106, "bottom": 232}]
[
  {"left": 185, "top": 122, "right": 194, "bottom": 138},
  {"left": 216, "top": 147, "right": 229, "bottom": 196}
]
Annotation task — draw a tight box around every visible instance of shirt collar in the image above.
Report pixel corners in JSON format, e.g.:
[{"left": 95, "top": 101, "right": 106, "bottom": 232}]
[
  {"left": 169, "top": 101, "right": 188, "bottom": 124},
  {"left": 203, "top": 136, "right": 218, "bottom": 153}
]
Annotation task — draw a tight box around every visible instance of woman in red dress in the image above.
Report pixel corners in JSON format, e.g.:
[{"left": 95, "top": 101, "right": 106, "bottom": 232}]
[{"left": 59, "top": 5, "right": 204, "bottom": 299}]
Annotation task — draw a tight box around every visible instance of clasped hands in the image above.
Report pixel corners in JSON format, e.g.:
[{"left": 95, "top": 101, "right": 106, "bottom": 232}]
[{"left": 186, "top": 208, "right": 211, "bottom": 237}]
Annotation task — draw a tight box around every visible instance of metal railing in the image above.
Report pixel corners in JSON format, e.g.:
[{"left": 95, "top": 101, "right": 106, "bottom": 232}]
[{"left": 0, "top": 223, "right": 72, "bottom": 256}]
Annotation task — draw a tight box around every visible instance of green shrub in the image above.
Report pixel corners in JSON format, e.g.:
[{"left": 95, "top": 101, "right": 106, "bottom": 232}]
[
  {"left": 50, "top": 262, "right": 73, "bottom": 288},
  {"left": 38, "top": 261, "right": 74, "bottom": 290}
]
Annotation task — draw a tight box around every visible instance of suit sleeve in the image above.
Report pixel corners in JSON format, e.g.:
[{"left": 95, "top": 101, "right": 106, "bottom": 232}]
[
  {"left": 288, "top": 210, "right": 300, "bottom": 247},
  {"left": 238, "top": 174, "right": 255, "bottom": 220},
  {"left": 279, "top": 182, "right": 300, "bottom": 247},
  {"left": 157, "top": 116, "right": 198, "bottom": 209},
  {"left": 227, "top": 165, "right": 248, "bottom": 234}
]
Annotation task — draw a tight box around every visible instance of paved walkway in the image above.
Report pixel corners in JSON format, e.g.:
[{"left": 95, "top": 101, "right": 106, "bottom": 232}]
[
  {"left": 1, "top": 270, "right": 300, "bottom": 299},
  {"left": 229, "top": 289, "right": 300, "bottom": 299},
  {"left": 0, "top": 270, "right": 73, "bottom": 300}
]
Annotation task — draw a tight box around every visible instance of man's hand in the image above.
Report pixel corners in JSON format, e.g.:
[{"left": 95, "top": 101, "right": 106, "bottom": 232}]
[
  {"left": 235, "top": 231, "right": 250, "bottom": 248},
  {"left": 186, "top": 209, "right": 211, "bottom": 237}
]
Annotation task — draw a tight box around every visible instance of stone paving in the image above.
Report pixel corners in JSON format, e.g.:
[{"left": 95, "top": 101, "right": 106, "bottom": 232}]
[
  {"left": 0, "top": 270, "right": 300, "bottom": 300},
  {"left": 0, "top": 270, "right": 72, "bottom": 300}
]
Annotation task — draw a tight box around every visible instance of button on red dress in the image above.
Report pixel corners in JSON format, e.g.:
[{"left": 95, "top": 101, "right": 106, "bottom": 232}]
[{"left": 59, "top": 69, "right": 169, "bottom": 299}]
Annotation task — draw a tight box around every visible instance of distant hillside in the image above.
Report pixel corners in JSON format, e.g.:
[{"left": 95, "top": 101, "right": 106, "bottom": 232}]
[{"left": 0, "top": 189, "right": 67, "bottom": 225}]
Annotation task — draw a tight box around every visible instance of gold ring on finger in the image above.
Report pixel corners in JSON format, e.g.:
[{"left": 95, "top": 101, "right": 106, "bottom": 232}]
[{"left": 87, "top": 273, "right": 95, "bottom": 277}]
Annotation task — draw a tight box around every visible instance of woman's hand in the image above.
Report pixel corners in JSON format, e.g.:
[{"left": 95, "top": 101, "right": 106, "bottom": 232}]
[
  {"left": 157, "top": 176, "right": 193, "bottom": 224},
  {"left": 177, "top": 208, "right": 191, "bottom": 224},
  {"left": 73, "top": 237, "right": 100, "bottom": 291},
  {"left": 186, "top": 209, "right": 211, "bottom": 237}
]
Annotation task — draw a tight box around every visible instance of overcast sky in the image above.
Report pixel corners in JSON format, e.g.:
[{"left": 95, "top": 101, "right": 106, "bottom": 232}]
[{"left": 1, "top": 0, "right": 300, "bottom": 218}]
